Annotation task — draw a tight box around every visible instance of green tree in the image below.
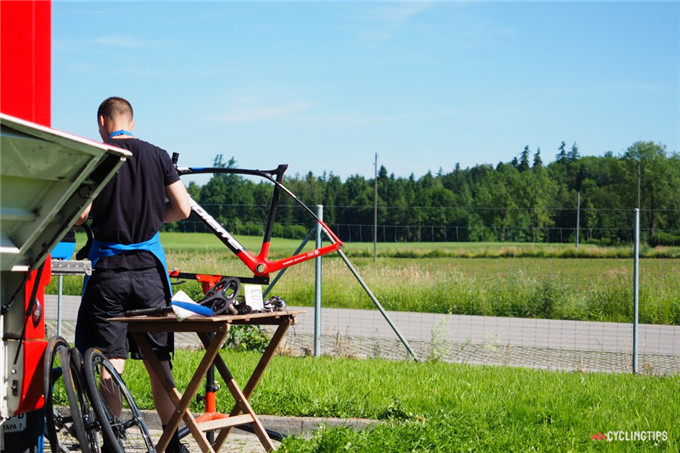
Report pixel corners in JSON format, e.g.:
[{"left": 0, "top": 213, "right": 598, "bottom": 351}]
[
  {"left": 622, "top": 141, "right": 677, "bottom": 237},
  {"left": 568, "top": 142, "right": 580, "bottom": 162},
  {"left": 184, "top": 141, "right": 679, "bottom": 245},
  {"left": 473, "top": 163, "right": 520, "bottom": 241},
  {"left": 556, "top": 141, "right": 568, "bottom": 163},
  {"left": 199, "top": 155, "right": 256, "bottom": 231},
  {"left": 186, "top": 181, "right": 201, "bottom": 200},
  {"left": 532, "top": 148, "right": 543, "bottom": 171},
  {"left": 517, "top": 146, "right": 531, "bottom": 172}
]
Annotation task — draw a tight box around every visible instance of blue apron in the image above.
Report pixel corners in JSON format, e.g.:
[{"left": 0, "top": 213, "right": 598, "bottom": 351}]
[{"left": 82, "top": 231, "right": 172, "bottom": 297}]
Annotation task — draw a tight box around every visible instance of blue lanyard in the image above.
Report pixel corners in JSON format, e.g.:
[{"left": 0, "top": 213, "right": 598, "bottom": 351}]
[{"left": 108, "top": 129, "right": 134, "bottom": 140}]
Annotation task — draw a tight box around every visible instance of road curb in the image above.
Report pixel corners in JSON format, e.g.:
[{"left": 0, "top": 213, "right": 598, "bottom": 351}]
[{"left": 139, "top": 409, "right": 378, "bottom": 437}]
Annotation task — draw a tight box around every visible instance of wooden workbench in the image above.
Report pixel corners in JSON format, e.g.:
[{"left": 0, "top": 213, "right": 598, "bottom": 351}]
[{"left": 110, "top": 310, "right": 303, "bottom": 452}]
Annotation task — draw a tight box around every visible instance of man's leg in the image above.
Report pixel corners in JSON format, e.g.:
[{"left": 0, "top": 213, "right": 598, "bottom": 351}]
[
  {"left": 143, "top": 359, "right": 176, "bottom": 424},
  {"left": 99, "top": 357, "right": 126, "bottom": 418},
  {"left": 133, "top": 269, "right": 188, "bottom": 452},
  {"left": 144, "top": 359, "right": 189, "bottom": 452}
]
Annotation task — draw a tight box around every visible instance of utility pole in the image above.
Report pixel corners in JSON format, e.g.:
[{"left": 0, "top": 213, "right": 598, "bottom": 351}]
[{"left": 373, "top": 153, "right": 378, "bottom": 261}]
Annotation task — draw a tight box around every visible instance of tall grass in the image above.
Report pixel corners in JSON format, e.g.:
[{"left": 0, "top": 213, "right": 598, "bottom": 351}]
[{"left": 273, "top": 257, "right": 679, "bottom": 324}]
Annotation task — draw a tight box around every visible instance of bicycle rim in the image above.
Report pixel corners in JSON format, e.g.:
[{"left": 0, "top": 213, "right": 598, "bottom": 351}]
[
  {"left": 84, "top": 348, "right": 155, "bottom": 453},
  {"left": 44, "top": 336, "right": 86, "bottom": 453}
]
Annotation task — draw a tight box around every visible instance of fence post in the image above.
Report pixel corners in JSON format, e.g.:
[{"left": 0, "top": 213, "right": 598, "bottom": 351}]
[
  {"left": 576, "top": 191, "right": 581, "bottom": 249},
  {"left": 57, "top": 275, "right": 63, "bottom": 336},
  {"left": 633, "top": 208, "right": 640, "bottom": 373},
  {"left": 314, "top": 204, "right": 323, "bottom": 357}
]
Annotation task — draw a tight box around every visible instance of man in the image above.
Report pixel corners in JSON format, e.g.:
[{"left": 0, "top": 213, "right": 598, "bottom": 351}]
[{"left": 76, "top": 97, "right": 191, "bottom": 453}]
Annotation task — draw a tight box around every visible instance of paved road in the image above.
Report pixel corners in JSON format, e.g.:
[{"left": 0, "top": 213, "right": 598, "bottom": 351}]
[{"left": 45, "top": 295, "right": 680, "bottom": 374}]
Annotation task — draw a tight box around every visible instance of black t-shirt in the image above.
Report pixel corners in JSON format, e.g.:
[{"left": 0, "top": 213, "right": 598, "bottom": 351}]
[{"left": 90, "top": 138, "right": 180, "bottom": 270}]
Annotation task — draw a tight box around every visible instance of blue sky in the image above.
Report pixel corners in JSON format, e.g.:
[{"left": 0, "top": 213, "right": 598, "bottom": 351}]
[{"left": 51, "top": 1, "right": 679, "bottom": 185}]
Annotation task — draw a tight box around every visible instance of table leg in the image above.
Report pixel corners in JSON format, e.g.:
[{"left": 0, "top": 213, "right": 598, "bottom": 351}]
[
  {"left": 196, "top": 332, "right": 277, "bottom": 452},
  {"left": 209, "top": 317, "right": 293, "bottom": 451},
  {"left": 132, "top": 328, "right": 229, "bottom": 452}
]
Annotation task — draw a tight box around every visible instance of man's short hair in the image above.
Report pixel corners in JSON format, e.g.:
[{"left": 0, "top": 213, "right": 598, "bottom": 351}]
[{"left": 97, "top": 97, "right": 133, "bottom": 120}]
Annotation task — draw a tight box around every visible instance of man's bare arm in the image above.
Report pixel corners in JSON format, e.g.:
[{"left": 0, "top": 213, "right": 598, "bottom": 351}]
[
  {"left": 164, "top": 180, "right": 191, "bottom": 223},
  {"left": 76, "top": 203, "right": 92, "bottom": 226}
]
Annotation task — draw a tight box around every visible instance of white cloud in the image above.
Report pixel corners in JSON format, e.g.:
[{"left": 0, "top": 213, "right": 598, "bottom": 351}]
[
  {"left": 65, "top": 62, "right": 100, "bottom": 75},
  {"left": 297, "top": 108, "right": 463, "bottom": 128},
  {"left": 360, "top": 2, "right": 432, "bottom": 41},
  {"left": 375, "top": 2, "right": 432, "bottom": 23},
  {"left": 93, "top": 35, "right": 161, "bottom": 49}
]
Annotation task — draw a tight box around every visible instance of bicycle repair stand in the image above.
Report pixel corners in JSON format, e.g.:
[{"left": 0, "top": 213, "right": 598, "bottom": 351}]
[
  {"left": 195, "top": 348, "right": 284, "bottom": 443},
  {"left": 195, "top": 334, "right": 223, "bottom": 443}
]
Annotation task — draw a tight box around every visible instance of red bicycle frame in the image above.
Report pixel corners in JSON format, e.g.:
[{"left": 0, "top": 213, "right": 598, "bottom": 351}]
[{"left": 173, "top": 156, "right": 344, "bottom": 278}]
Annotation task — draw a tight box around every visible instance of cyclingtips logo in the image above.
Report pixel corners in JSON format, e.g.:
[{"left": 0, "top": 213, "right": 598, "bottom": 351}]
[{"left": 591, "top": 431, "right": 668, "bottom": 443}]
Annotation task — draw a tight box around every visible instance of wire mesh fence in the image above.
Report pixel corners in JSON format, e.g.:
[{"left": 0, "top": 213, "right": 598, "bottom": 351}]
[
  {"left": 268, "top": 252, "right": 680, "bottom": 375},
  {"left": 280, "top": 308, "right": 680, "bottom": 375}
]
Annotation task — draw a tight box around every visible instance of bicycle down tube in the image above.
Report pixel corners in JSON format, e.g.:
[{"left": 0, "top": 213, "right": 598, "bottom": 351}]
[{"left": 174, "top": 158, "right": 344, "bottom": 277}]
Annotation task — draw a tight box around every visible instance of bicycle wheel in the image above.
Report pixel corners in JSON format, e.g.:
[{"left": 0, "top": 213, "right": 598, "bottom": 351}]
[
  {"left": 43, "top": 336, "right": 90, "bottom": 452},
  {"left": 83, "top": 348, "right": 155, "bottom": 453},
  {"left": 70, "top": 347, "right": 106, "bottom": 453}
]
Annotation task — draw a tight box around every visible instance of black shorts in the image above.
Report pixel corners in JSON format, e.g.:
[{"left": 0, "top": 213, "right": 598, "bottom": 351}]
[{"left": 75, "top": 267, "right": 174, "bottom": 361}]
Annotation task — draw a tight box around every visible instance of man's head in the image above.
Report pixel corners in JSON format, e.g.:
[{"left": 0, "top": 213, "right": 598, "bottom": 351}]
[{"left": 97, "top": 97, "right": 135, "bottom": 141}]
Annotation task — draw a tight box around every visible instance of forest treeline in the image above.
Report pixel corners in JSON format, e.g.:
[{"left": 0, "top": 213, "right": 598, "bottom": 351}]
[{"left": 174, "top": 141, "right": 680, "bottom": 244}]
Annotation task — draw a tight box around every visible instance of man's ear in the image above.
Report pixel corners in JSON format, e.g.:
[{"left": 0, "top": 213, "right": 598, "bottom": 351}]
[
  {"left": 98, "top": 115, "right": 106, "bottom": 127},
  {"left": 130, "top": 119, "right": 135, "bottom": 131}
]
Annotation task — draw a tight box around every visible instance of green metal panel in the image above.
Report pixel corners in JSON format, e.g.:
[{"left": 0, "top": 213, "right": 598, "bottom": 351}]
[{"left": 0, "top": 113, "right": 131, "bottom": 271}]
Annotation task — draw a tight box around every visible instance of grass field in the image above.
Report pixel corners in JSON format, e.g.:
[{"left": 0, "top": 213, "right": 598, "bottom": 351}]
[
  {"left": 158, "top": 231, "right": 680, "bottom": 259},
  {"left": 114, "top": 350, "right": 679, "bottom": 451},
  {"left": 67, "top": 231, "right": 680, "bottom": 258},
  {"left": 49, "top": 232, "right": 680, "bottom": 325}
]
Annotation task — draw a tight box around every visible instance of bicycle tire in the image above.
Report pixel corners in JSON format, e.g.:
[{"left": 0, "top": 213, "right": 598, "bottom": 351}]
[
  {"left": 70, "top": 347, "right": 106, "bottom": 453},
  {"left": 83, "top": 348, "right": 155, "bottom": 453},
  {"left": 43, "top": 336, "right": 90, "bottom": 453}
]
